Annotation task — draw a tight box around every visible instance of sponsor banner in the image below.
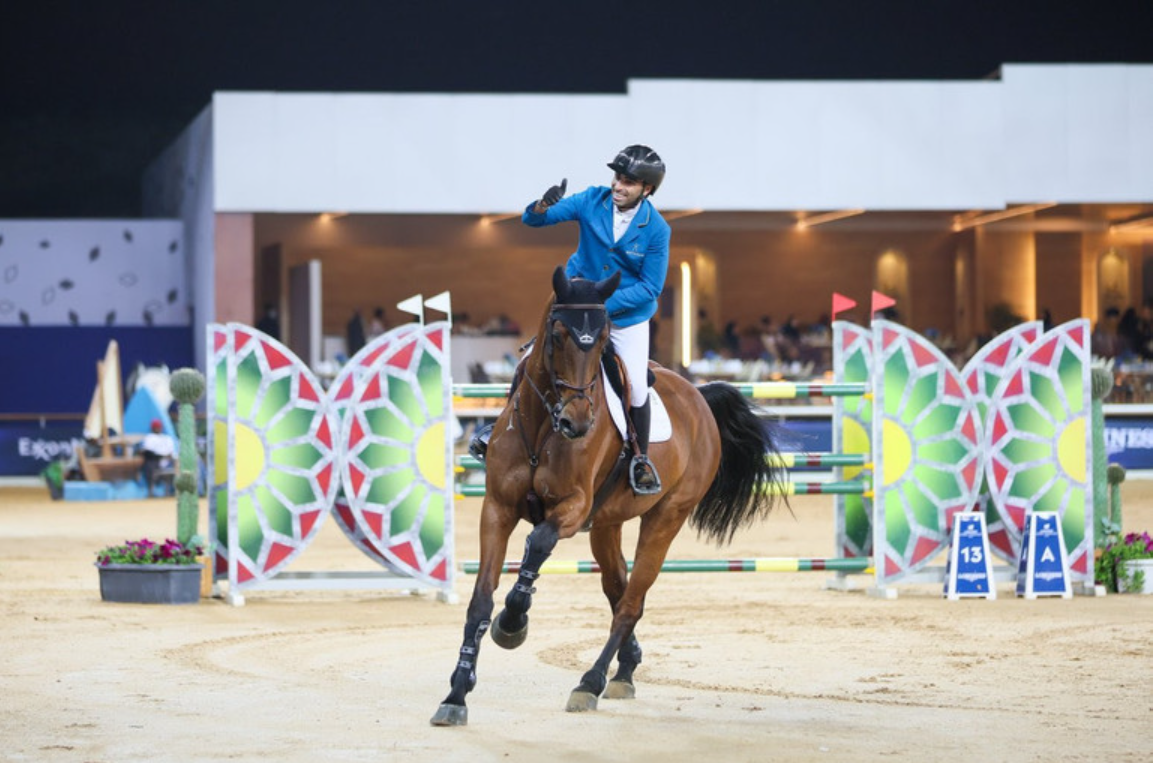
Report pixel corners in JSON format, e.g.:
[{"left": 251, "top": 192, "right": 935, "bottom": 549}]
[
  {"left": 0, "top": 424, "right": 85, "bottom": 476},
  {"left": 1104, "top": 416, "right": 1153, "bottom": 470},
  {"left": 4, "top": 413, "right": 1152, "bottom": 477}
]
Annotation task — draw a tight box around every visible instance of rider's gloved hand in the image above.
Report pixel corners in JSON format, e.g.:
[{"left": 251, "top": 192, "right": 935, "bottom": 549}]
[{"left": 540, "top": 178, "right": 567, "bottom": 208}]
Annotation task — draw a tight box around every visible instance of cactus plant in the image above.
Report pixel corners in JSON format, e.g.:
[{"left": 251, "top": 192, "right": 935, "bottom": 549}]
[
  {"left": 1104, "top": 462, "right": 1126, "bottom": 545},
  {"left": 170, "top": 368, "right": 206, "bottom": 546}
]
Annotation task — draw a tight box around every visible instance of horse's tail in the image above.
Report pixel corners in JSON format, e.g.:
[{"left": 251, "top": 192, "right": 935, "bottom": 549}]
[{"left": 691, "top": 382, "right": 789, "bottom": 545}]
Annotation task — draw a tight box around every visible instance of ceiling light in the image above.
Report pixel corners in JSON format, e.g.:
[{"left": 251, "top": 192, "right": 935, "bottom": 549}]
[
  {"left": 795, "top": 209, "right": 866, "bottom": 230},
  {"left": 664, "top": 209, "right": 704, "bottom": 222},
  {"left": 951, "top": 203, "right": 1056, "bottom": 231},
  {"left": 478, "top": 213, "right": 519, "bottom": 227},
  {"left": 1109, "top": 213, "right": 1153, "bottom": 234}
]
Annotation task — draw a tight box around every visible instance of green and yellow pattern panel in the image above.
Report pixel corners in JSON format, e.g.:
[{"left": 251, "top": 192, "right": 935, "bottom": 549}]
[
  {"left": 959, "top": 321, "right": 1042, "bottom": 563},
  {"left": 206, "top": 323, "right": 229, "bottom": 580},
  {"left": 831, "top": 321, "right": 874, "bottom": 559},
  {"left": 872, "top": 320, "right": 982, "bottom": 584},
  {"left": 210, "top": 323, "right": 340, "bottom": 587},
  {"left": 983, "top": 319, "right": 1093, "bottom": 583},
  {"left": 340, "top": 322, "right": 453, "bottom": 587},
  {"left": 327, "top": 325, "right": 421, "bottom": 571}
]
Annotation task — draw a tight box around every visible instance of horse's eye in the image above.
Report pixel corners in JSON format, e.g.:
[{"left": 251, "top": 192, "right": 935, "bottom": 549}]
[{"left": 551, "top": 330, "right": 563, "bottom": 344}]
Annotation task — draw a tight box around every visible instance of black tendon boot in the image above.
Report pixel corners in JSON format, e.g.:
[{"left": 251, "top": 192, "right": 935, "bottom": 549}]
[
  {"left": 468, "top": 365, "right": 524, "bottom": 462},
  {"left": 628, "top": 399, "right": 661, "bottom": 495}
]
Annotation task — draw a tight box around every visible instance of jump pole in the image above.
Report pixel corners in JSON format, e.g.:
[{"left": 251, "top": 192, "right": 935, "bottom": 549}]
[
  {"left": 457, "top": 452, "right": 869, "bottom": 471},
  {"left": 452, "top": 381, "right": 868, "bottom": 399},
  {"left": 461, "top": 557, "right": 873, "bottom": 575},
  {"left": 450, "top": 368, "right": 876, "bottom": 584},
  {"left": 455, "top": 481, "right": 870, "bottom": 498}
]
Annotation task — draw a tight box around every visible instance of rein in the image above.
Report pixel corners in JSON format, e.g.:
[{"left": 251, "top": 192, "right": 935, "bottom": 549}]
[{"left": 509, "top": 300, "right": 609, "bottom": 523}]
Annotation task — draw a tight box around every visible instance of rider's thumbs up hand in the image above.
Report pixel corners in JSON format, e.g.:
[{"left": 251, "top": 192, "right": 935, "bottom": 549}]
[{"left": 540, "top": 178, "right": 567, "bottom": 208}]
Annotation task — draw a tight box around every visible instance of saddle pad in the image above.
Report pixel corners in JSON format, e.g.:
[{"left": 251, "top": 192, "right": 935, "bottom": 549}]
[{"left": 604, "top": 368, "right": 671, "bottom": 443}]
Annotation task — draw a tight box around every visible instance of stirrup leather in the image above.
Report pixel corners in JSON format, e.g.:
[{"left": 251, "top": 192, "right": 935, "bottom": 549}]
[{"left": 629, "top": 454, "right": 661, "bottom": 495}]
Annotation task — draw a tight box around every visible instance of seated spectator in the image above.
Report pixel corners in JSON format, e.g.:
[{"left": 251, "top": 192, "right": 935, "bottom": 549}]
[{"left": 139, "top": 419, "right": 176, "bottom": 497}]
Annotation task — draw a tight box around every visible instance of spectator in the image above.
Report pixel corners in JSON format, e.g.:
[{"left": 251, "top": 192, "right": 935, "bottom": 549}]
[
  {"left": 139, "top": 419, "right": 176, "bottom": 497},
  {"left": 256, "top": 303, "right": 280, "bottom": 340},
  {"left": 346, "top": 309, "right": 367, "bottom": 356},
  {"left": 369, "top": 307, "right": 387, "bottom": 339}
]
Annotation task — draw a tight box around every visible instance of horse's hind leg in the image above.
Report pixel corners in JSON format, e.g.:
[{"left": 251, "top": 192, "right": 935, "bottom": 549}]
[
  {"left": 587, "top": 524, "right": 642, "bottom": 701},
  {"left": 605, "top": 634, "right": 642, "bottom": 699},
  {"left": 567, "top": 505, "right": 685, "bottom": 712},
  {"left": 490, "top": 520, "right": 559, "bottom": 649}
]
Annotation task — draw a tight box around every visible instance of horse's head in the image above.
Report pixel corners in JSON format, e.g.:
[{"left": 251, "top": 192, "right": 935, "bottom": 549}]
[{"left": 539, "top": 266, "right": 621, "bottom": 440}]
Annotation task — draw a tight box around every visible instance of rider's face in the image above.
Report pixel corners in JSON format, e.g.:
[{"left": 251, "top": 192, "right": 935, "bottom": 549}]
[{"left": 611, "top": 173, "right": 649, "bottom": 210}]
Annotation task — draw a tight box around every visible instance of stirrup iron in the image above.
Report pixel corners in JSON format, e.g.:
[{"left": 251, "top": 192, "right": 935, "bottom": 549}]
[{"left": 629, "top": 454, "right": 661, "bottom": 495}]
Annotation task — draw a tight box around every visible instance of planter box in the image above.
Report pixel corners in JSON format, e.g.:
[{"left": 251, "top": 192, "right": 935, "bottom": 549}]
[
  {"left": 97, "top": 563, "right": 204, "bottom": 604},
  {"left": 1118, "top": 559, "right": 1153, "bottom": 594}
]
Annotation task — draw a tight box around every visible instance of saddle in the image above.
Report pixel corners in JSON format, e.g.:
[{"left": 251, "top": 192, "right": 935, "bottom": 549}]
[{"left": 600, "top": 344, "right": 671, "bottom": 445}]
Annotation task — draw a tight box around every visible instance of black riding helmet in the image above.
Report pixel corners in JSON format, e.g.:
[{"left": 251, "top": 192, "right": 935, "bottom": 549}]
[{"left": 607, "top": 145, "right": 665, "bottom": 194}]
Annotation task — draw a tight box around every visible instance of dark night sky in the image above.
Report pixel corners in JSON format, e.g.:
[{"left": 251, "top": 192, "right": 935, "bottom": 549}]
[{"left": 3, "top": 1, "right": 1152, "bottom": 217}]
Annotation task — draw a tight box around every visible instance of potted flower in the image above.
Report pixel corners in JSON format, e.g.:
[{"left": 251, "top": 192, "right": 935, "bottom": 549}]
[
  {"left": 93, "top": 367, "right": 211, "bottom": 605},
  {"left": 1095, "top": 531, "right": 1153, "bottom": 594},
  {"left": 95, "top": 538, "right": 205, "bottom": 604}
]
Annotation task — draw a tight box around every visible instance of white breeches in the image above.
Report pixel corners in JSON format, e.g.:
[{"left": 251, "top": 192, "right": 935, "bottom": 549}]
[{"left": 610, "top": 321, "right": 650, "bottom": 408}]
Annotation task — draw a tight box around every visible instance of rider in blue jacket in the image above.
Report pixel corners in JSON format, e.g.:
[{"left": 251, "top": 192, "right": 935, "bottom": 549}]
[{"left": 471, "top": 145, "right": 670, "bottom": 495}]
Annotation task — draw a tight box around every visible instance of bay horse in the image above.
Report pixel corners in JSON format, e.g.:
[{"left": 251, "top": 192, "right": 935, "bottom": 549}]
[{"left": 431, "top": 267, "right": 788, "bottom": 726}]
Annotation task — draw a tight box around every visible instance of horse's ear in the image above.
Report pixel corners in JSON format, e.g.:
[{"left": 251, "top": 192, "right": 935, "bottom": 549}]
[
  {"left": 552, "top": 266, "right": 570, "bottom": 302},
  {"left": 595, "top": 270, "right": 622, "bottom": 301}
]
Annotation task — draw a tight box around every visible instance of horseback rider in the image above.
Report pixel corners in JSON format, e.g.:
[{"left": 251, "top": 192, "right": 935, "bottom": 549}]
[{"left": 469, "top": 145, "right": 669, "bottom": 495}]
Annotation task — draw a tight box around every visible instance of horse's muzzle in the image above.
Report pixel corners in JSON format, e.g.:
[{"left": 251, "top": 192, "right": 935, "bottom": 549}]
[{"left": 557, "top": 415, "right": 592, "bottom": 440}]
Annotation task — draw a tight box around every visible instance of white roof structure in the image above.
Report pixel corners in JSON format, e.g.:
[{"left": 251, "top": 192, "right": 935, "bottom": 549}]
[
  {"left": 144, "top": 63, "right": 1153, "bottom": 369},
  {"left": 205, "top": 64, "right": 1153, "bottom": 214}
]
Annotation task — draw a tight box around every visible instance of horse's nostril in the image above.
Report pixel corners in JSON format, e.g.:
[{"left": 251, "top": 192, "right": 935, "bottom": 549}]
[{"left": 559, "top": 418, "right": 587, "bottom": 439}]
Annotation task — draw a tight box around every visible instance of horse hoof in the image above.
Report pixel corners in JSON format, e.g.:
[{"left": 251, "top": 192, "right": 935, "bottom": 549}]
[
  {"left": 604, "top": 680, "right": 636, "bottom": 700},
  {"left": 490, "top": 612, "right": 528, "bottom": 650},
  {"left": 430, "top": 703, "right": 468, "bottom": 727},
  {"left": 566, "top": 689, "right": 599, "bottom": 713}
]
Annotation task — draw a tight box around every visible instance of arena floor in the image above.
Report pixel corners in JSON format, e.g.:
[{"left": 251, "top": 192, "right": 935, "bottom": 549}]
[{"left": 2, "top": 484, "right": 1150, "bottom": 762}]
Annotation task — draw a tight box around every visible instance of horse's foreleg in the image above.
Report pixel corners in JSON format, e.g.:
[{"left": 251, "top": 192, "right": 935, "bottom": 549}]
[
  {"left": 491, "top": 520, "right": 559, "bottom": 650},
  {"left": 431, "top": 504, "right": 516, "bottom": 727}
]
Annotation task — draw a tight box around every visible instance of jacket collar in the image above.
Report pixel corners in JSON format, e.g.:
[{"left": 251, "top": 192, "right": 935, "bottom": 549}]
[{"left": 600, "top": 191, "right": 652, "bottom": 229}]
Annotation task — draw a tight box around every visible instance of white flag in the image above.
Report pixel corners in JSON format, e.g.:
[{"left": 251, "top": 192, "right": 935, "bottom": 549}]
[
  {"left": 397, "top": 294, "right": 424, "bottom": 323},
  {"left": 425, "top": 291, "right": 452, "bottom": 319}
]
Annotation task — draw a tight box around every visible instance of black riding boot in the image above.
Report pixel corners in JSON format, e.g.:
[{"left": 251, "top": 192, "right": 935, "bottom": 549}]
[
  {"left": 468, "top": 423, "right": 494, "bottom": 463},
  {"left": 629, "top": 399, "right": 661, "bottom": 495},
  {"left": 468, "top": 369, "right": 523, "bottom": 462}
]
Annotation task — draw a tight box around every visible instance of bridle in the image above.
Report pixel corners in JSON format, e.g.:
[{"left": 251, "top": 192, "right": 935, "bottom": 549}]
[{"left": 522, "top": 301, "right": 607, "bottom": 434}]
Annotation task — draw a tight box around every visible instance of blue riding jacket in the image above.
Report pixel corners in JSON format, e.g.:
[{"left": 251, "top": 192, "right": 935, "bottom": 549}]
[{"left": 523, "top": 186, "right": 670, "bottom": 328}]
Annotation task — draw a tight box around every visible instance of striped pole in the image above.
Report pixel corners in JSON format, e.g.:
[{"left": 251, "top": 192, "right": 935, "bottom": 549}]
[
  {"left": 729, "top": 381, "right": 868, "bottom": 399},
  {"left": 461, "top": 557, "right": 872, "bottom": 575},
  {"left": 458, "top": 452, "right": 869, "bottom": 472},
  {"left": 453, "top": 381, "right": 868, "bottom": 401},
  {"left": 453, "top": 383, "right": 511, "bottom": 398},
  {"left": 456, "top": 480, "right": 869, "bottom": 498}
]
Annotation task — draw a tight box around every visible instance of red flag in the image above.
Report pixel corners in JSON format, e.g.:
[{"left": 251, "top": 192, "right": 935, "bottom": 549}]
[
  {"left": 831, "top": 293, "right": 857, "bottom": 318},
  {"left": 871, "top": 291, "right": 896, "bottom": 314}
]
